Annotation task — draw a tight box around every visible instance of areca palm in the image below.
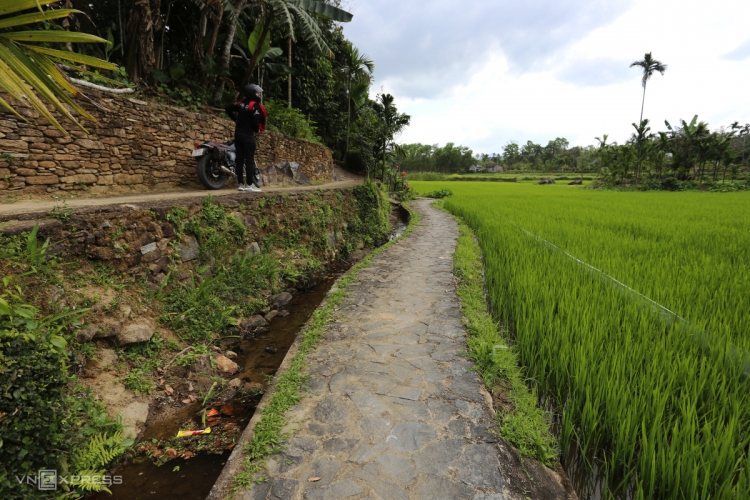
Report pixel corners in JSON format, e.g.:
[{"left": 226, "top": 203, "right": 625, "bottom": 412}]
[
  {"left": 373, "top": 93, "right": 410, "bottom": 179},
  {"left": 630, "top": 52, "right": 667, "bottom": 123},
  {"left": 0, "top": 1, "right": 117, "bottom": 134},
  {"left": 342, "top": 42, "right": 374, "bottom": 157}
]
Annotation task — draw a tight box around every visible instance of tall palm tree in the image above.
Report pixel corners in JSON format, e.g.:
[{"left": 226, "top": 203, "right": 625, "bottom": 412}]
[
  {"left": 630, "top": 52, "right": 667, "bottom": 123},
  {"left": 341, "top": 43, "right": 373, "bottom": 158},
  {"left": 0, "top": 1, "right": 119, "bottom": 134},
  {"left": 374, "top": 93, "right": 410, "bottom": 179}
]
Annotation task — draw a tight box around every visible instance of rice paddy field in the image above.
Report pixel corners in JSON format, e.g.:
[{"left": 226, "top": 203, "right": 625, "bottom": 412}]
[{"left": 411, "top": 181, "right": 750, "bottom": 499}]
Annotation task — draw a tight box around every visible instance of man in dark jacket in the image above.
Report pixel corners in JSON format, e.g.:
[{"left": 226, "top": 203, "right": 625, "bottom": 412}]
[{"left": 225, "top": 84, "right": 267, "bottom": 192}]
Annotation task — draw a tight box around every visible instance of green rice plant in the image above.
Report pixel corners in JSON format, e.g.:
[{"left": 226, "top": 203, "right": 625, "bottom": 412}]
[{"left": 411, "top": 181, "right": 750, "bottom": 499}]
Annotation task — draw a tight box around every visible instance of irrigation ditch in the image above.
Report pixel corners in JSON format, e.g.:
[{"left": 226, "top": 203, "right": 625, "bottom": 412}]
[{"left": 87, "top": 206, "right": 411, "bottom": 500}]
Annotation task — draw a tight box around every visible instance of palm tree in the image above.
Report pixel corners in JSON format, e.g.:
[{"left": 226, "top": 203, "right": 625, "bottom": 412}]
[
  {"left": 373, "top": 93, "right": 410, "bottom": 179},
  {"left": 630, "top": 52, "right": 667, "bottom": 123},
  {"left": 341, "top": 43, "right": 374, "bottom": 158},
  {"left": 0, "top": 1, "right": 119, "bottom": 134}
]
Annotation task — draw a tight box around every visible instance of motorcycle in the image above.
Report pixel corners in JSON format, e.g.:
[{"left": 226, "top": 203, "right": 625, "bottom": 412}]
[{"left": 191, "top": 140, "right": 238, "bottom": 190}]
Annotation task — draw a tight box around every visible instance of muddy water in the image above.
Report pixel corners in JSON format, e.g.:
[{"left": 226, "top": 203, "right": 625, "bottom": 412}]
[{"left": 92, "top": 271, "right": 344, "bottom": 500}]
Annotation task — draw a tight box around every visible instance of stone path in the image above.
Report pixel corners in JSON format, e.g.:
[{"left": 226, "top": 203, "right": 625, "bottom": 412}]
[{"left": 230, "top": 199, "right": 570, "bottom": 500}]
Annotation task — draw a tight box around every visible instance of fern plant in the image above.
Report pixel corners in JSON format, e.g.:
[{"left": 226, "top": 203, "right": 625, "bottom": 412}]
[{"left": 67, "top": 430, "right": 132, "bottom": 494}]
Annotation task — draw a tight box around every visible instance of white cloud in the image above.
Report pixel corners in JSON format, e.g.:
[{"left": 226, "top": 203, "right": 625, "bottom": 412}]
[{"left": 342, "top": 0, "right": 750, "bottom": 153}]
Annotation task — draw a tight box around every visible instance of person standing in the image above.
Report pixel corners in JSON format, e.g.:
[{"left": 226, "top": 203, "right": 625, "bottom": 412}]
[{"left": 225, "top": 84, "right": 267, "bottom": 192}]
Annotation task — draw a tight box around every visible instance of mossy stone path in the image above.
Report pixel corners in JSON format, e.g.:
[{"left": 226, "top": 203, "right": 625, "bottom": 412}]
[{"left": 236, "top": 200, "right": 567, "bottom": 500}]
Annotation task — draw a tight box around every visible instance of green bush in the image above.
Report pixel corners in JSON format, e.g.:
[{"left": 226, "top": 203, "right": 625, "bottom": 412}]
[
  {"left": 420, "top": 188, "right": 453, "bottom": 199},
  {"left": 350, "top": 180, "right": 391, "bottom": 246},
  {"left": 264, "top": 99, "right": 323, "bottom": 145},
  {"left": 0, "top": 284, "right": 128, "bottom": 498}
]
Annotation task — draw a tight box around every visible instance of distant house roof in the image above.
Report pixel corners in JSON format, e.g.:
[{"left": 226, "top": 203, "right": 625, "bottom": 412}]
[{"left": 469, "top": 164, "right": 484, "bottom": 172}]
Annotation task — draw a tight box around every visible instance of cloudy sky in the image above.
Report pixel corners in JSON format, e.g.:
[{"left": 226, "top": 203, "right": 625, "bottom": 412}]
[{"left": 340, "top": 0, "right": 750, "bottom": 154}]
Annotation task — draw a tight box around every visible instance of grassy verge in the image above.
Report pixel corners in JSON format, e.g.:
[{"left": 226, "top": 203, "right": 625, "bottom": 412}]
[
  {"left": 231, "top": 203, "right": 419, "bottom": 493},
  {"left": 444, "top": 202, "right": 559, "bottom": 467}
]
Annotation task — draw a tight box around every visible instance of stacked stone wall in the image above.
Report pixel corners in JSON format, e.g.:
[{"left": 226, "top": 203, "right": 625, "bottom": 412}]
[{"left": 0, "top": 93, "right": 333, "bottom": 195}]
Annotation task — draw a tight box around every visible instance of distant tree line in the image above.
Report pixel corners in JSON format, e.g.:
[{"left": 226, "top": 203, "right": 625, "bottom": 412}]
[{"left": 399, "top": 143, "right": 475, "bottom": 173}]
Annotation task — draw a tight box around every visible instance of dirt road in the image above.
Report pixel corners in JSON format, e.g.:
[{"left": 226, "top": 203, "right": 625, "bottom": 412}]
[{"left": 0, "top": 178, "right": 360, "bottom": 220}]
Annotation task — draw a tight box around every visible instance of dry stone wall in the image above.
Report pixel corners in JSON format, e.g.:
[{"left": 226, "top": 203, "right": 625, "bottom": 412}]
[{"left": 0, "top": 92, "right": 333, "bottom": 195}]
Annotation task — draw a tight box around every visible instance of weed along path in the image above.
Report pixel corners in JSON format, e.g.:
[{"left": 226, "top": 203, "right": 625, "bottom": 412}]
[{"left": 211, "top": 199, "right": 570, "bottom": 500}]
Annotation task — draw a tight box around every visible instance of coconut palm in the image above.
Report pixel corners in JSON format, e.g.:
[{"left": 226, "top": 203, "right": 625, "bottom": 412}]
[
  {"left": 630, "top": 52, "right": 667, "bottom": 123},
  {"left": 0, "top": 1, "right": 118, "bottom": 134},
  {"left": 241, "top": 0, "right": 353, "bottom": 86},
  {"left": 341, "top": 43, "right": 374, "bottom": 157}
]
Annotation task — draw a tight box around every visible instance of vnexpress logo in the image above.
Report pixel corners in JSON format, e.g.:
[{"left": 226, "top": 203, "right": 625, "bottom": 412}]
[{"left": 15, "top": 470, "right": 122, "bottom": 490}]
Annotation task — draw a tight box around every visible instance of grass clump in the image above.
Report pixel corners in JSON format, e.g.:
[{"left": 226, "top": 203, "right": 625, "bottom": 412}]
[
  {"left": 449, "top": 210, "right": 558, "bottom": 466},
  {"left": 420, "top": 188, "right": 453, "bottom": 199}
]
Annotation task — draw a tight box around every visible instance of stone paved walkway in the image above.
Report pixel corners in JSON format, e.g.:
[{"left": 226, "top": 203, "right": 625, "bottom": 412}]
[{"left": 236, "top": 200, "right": 569, "bottom": 500}]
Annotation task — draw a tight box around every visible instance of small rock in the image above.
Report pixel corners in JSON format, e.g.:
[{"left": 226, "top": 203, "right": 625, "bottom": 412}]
[
  {"left": 277, "top": 310, "right": 290, "bottom": 318},
  {"left": 248, "top": 242, "right": 261, "bottom": 255},
  {"left": 215, "top": 354, "right": 240, "bottom": 375},
  {"left": 228, "top": 378, "right": 242, "bottom": 388},
  {"left": 102, "top": 221, "right": 111, "bottom": 229},
  {"left": 285, "top": 288, "right": 298, "bottom": 295},
  {"left": 269, "top": 292, "right": 292, "bottom": 309},
  {"left": 140, "top": 242, "right": 157, "bottom": 255},
  {"left": 176, "top": 235, "right": 200, "bottom": 263},
  {"left": 241, "top": 315, "right": 267, "bottom": 330},
  {"left": 162, "top": 223, "right": 176, "bottom": 238},
  {"left": 244, "top": 382, "right": 263, "bottom": 393},
  {"left": 77, "top": 324, "right": 99, "bottom": 343},
  {"left": 225, "top": 350, "right": 238, "bottom": 359},
  {"left": 117, "top": 322, "right": 155, "bottom": 345},
  {"left": 120, "top": 401, "right": 149, "bottom": 439},
  {"left": 295, "top": 172, "right": 312, "bottom": 185},
  {"left": 211, "top": 345, "right": 221, "bottom": 352},
  {"left": 216, "top": 387, "right": 238, "bottom": 403},
  {"left": 166, "top": 448, "right": 178, "bottom": 458},
  {"left": 265, "top": 346, "right": 278, "bottom": 354},
  {"left": 265, "top": 310, "right": 278, "bottom": 321}
]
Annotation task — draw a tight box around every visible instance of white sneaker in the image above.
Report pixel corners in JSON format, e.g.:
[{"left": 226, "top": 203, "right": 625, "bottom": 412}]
[
  {"left": 238, "top": 183, "right": 248, "bottom": 191},
  {"left": 247, "top": 184, "right": 262, "bottom": 192}
]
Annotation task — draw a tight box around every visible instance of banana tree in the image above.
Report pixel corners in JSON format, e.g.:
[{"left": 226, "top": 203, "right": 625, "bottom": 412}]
[{"left": 0, "top": 1, "right": 119, "bottom": 134}]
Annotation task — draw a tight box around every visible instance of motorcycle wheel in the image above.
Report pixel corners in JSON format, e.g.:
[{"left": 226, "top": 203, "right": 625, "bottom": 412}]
[{"left": 196, "top": 154, "right": 228, "bottom": 190}]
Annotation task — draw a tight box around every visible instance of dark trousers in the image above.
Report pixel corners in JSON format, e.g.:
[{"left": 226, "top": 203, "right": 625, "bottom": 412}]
[{"left": 235, "top": 135, "right": 260, "bottom": 186}]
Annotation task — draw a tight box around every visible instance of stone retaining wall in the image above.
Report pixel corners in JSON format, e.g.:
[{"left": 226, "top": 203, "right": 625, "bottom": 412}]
[{"left": 0, "top": 93, "right": 333, "bottom": 195}]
